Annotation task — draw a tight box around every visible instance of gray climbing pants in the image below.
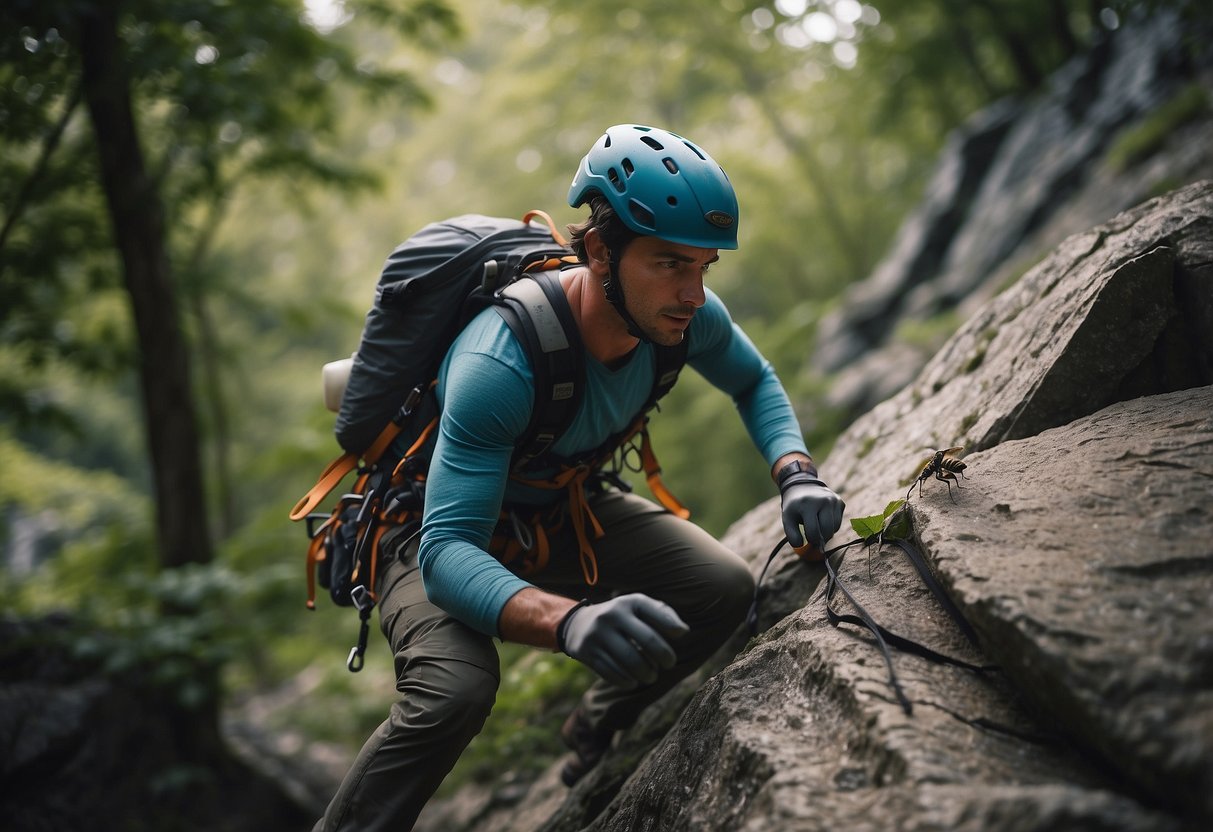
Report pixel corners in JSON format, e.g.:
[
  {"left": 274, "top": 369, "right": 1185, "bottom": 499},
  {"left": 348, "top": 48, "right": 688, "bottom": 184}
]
[{"left": 313, "top": 489, "right": 755, "bottom": 832}]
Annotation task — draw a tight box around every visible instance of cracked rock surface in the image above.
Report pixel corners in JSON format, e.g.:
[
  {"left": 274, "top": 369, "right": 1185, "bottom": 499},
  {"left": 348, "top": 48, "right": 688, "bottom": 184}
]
[{"left": 913, "top": 386, "right": 1213, "bottom": 824}]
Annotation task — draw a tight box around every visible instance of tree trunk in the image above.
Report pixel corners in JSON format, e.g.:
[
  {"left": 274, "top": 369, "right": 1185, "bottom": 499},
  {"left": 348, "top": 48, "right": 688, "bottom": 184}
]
[{"left": 79, "top": 4, "right": 212, "bottom": 569}]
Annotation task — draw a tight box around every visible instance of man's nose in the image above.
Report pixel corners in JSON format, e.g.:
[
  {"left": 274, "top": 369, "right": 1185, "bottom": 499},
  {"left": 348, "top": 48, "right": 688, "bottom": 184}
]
[{"left": 679, "top": 275, "right": 706, "bottom": 308}]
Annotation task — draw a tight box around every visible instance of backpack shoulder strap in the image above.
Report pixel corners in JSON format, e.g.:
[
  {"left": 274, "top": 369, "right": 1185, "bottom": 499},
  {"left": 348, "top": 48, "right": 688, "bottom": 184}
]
[
  {"left": 647, "top": 337, "right": 688, "bottom": 413},
  {"left": 494, "top": 270, "right": 585, "bottom": 470}
]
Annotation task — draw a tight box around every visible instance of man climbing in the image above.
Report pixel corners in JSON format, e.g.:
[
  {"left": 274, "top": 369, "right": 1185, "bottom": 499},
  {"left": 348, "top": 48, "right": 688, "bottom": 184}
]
[{"left": 314, "top": 124, "right": 845, "bottom": 831}]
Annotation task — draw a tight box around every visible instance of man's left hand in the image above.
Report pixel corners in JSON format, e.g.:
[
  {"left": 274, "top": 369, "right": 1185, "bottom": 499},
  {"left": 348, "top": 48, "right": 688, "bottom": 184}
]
[{"left": 779, "top": 472, "right": 845, "bottom": 555}]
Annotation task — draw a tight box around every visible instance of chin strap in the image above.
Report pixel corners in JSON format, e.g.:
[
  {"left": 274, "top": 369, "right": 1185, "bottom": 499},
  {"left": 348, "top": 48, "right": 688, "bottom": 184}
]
[{"left": 603, "top": 254, "right": 652, "bottom": 343}]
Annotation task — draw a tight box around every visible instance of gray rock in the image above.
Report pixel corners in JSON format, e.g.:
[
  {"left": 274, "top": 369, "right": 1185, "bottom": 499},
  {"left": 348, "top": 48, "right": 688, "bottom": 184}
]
[
  {"left": 829, "top": 179, "right": 1213, "bottom": 502},
  {"left": 817, "top": 10, "right": 1213, "bottom": 423},
  {"left": 913, "top": 386, "right": 1213, "bottom": 824},
  {"left": 415, "top": 77, "right": 1213, "bottom": 832},
  {"left": 0, "top": 615, "right": 313, "bottom": 832}
]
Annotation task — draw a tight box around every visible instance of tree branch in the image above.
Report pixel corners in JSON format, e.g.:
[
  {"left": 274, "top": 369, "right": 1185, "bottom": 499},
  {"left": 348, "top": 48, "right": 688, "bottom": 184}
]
[{"left": 0, "top": 81, "right": 83, "bottom": 256}]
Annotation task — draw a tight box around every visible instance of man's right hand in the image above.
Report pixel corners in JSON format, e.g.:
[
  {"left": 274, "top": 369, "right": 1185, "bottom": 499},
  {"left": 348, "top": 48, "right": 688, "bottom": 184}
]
[{"left": 557, "top": 594, "right": 689, "bottom": 689}]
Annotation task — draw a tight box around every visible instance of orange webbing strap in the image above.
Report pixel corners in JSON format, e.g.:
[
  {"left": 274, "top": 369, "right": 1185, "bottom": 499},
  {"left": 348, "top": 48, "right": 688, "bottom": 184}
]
[
  {"left": 507, "top": 424, "right": 690, "bottom": 585},
  {"left": 291, "top": 452, "right": 359, "bottom": 521},
  {"left": 565, "top": 471, "right": 605, "bottom": 585},
  {"left": 512, "top": 464, "right": 604, "bottom": 586},
  {"left": 349, "top": 522, "right": 392, "bottom": 604},
  {"left": 398, "top": 415, "right": 439, "bottom": 464},
  {"left": 289, "top": 418, "right": 406, "bottom": 522},
  {"left": 531, "top": 522, "right": 551, "bottom": 575},
  {"left": 522, "top": 209, "right": 569, "bottom": 247},
  {"left": 493, "top": 516, "right": 551, "bottom": 577},
  {"left": 523, "top": 255, "right": 580, "bottom": 274},
  {"left": 364, "top": 419, "right": 406, "bottom": 464},
  {"left": 305, "top": 528, "right": 328, "bottom": 610},
  {"left": 639, "top": 426, "right": 691, "bottom": 520}
]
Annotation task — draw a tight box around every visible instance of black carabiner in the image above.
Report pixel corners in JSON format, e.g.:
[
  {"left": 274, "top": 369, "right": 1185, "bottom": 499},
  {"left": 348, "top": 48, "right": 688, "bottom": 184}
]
[{"left": 346, "top": 585, "right": 376, "bottom": 673}]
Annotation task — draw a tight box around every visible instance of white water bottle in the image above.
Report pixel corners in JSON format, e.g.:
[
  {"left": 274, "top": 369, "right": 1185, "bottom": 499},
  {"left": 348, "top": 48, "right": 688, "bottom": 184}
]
[{"left": 322, "top": 355, "right": 355, "bottom": 413}]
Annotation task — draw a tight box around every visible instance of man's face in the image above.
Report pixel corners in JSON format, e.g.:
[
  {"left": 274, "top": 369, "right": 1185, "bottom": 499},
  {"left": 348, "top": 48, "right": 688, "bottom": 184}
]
[{"left": 616, "top": 236, "right": 718, "bottom": 346}]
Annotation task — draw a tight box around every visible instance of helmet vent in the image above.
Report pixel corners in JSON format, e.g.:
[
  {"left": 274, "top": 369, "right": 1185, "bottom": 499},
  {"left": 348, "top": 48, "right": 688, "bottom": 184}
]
[
  {"left": 628, "top": 199, "right": 655, "bottom": 230},
  {"left": 622, "top": 158, "right": 635, "bottom": 177},
  {"left": 640, "top": 136, "right": 665, "bottom": 151},
  {"left": 683, "top": 141, "right": 706, "bottom": 161},
  {"left": 667, "top": 196, "right": 678, "bottom": 206},
  {"left": 607, "top": 167, "right": 625, "bottom": 193},
  {"left": 663, "top": 158, "right": 679, "bottom": 174}
]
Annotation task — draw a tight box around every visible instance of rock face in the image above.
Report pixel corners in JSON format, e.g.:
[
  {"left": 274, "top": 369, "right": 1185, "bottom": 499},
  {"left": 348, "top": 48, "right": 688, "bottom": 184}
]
[
  {"left": 814, "top": 9, "right": 1213, "bottom": 422},
  {"left": 913, "top": 387, "right": 1213, "bottom": 823},
  {"left": 427, "top": 180, "right": 1213, "bottom": 831}
]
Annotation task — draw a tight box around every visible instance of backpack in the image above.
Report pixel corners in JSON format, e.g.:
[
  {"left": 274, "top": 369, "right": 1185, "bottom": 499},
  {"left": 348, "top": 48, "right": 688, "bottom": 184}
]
[{"left": 290, "top": 210, "right": 689, "bottom": 671}]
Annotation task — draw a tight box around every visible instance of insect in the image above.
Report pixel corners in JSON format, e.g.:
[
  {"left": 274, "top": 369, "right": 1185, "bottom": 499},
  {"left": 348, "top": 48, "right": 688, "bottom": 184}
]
[{"left": 907, "top": 446, "right": 968, "bottom": 503}]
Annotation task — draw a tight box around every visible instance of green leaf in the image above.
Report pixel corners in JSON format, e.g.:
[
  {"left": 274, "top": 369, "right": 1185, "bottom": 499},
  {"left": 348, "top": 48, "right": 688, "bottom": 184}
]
[
  {"left": 849, "top": 512, "right": 886, "bottom": 541},
  {"left": 881, "top": 499, "right": 912, "bottom": 541},
  {"left": 850, "top": 499, "right": 910, "bottom": 543}
]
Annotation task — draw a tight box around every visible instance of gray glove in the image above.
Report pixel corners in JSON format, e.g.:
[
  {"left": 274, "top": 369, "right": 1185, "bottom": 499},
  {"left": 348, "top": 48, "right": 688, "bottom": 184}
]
[
  {"left": 556, "top": 594, "right": 689, "bottom": 689},
  {"left": 778, "top": 462, "right": 845, "bottom": 554}
]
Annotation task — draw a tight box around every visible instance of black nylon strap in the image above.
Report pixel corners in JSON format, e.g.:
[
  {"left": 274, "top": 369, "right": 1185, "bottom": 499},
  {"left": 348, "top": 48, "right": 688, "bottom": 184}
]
[
  {"left": 648, "top": 337, "right": 689, "bottom": 413},
  {"left": 504, "top": 283, "right": 689, "bottom": 475},
  {"left": 888, "top": 537, "right": 985, "bottom": 649},
  {"left": 494, "top": 271, "right": 586, "bottom": 471},
  {"left": 748, "top": 534, "right": 998, "bottom": 716}
]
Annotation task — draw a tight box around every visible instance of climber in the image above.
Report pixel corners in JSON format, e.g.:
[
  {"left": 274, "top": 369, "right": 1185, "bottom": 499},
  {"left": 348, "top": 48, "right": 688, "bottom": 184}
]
[{"left": 313, "top": 123, "right": 845, "bottom": 831}]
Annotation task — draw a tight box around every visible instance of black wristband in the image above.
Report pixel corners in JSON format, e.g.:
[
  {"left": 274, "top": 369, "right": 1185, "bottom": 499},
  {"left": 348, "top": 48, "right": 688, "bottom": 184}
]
[
  {"left": 779, "top": 473, "right": 827, "bottom": 495},
  {"left": 555, "top": 599, "right": 591, "bottom": 653},
  {"left": 776, "top": 459, "right": 821, "bottom": 492}
]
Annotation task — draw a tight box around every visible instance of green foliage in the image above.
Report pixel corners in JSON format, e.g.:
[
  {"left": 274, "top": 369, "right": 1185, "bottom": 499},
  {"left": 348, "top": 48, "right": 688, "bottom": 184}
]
[
  {"left": 8, "top": 558, "right": 255, "bottom": 712},
  {"left": 0, "top": 0, "right": 455, "bottom": 398},
  {"left": 849, "top": 498, "right": 908, "bottom": 543},
  {"left": 440, "top": 644, "right": 595, "bottom": 794},
  {"left": 958, "top": 410, "right": 979, "bottom": 436}
]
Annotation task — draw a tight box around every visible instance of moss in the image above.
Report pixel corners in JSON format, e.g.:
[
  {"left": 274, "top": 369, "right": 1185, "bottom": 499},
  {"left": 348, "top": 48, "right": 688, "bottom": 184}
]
[
  {"left": 963, "top": 327, "right": 999, "bottom": 374},
  {"left": 1106, "top": 83, "right": 1211, "bottom": 173},
  {"left": 856, "top": 435, "right": 877, "bottom": 460},
  {"left": 963, "top": 346, "right": 987, "bottom": 374},
  {"left": 958, "top": 411, "right": 979, "bottom": 435}
]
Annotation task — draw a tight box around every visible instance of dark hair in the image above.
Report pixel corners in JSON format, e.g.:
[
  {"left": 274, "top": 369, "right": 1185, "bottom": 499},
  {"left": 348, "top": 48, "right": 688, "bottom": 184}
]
[{"left": 566, "top": 195, "right": 641, "bottom": 264}]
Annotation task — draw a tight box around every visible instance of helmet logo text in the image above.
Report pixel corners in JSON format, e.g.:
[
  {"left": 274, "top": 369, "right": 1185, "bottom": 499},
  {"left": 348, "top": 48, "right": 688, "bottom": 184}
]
[{"left": 705, "top": 210, "right": 735, "bottom": 229}]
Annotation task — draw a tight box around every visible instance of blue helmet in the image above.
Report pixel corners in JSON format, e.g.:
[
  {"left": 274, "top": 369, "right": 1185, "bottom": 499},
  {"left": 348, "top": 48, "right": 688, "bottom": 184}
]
[{"left": 568, "top": 124, "right": 739, "bottom": 250}]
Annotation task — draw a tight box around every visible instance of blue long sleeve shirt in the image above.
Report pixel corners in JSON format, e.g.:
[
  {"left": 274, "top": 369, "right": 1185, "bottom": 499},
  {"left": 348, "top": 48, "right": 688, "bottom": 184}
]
[{"left": 416, "top": 285, "right": 808, "bottom": 636}]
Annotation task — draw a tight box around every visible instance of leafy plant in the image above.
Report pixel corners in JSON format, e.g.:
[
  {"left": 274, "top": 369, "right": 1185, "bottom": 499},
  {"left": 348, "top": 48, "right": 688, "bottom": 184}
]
[{"left": 849, "top": 499, "right": 910, "bottom": 544}]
